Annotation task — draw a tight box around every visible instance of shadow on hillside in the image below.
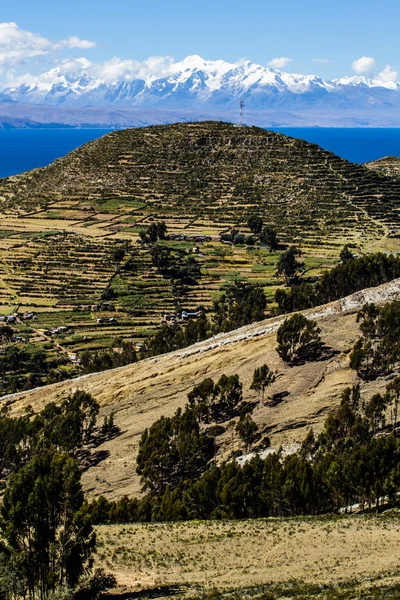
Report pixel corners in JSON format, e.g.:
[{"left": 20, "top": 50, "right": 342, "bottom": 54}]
[
  {"left": 266, "top": 390, "right": 290, "bottom": 407},
  {"left": 81, "top": 449, "right": 110, "bottom": 471},
  {"left": 92, "top": 425, "right": 123, "bottom": 448},
  {"left": 314, "top": 344, "right": 340, "bottom": 362},
  {"left": 292, "top": 343, "right": 339, "bottom": 366},
  {"left": 103, "top": 585, "right": 185, "bottom": 600},
  {"left": 77, "top": 426, "right": 125, "bottom": 472}
]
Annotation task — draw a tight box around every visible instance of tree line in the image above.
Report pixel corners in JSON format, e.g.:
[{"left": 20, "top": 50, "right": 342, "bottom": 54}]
[
  {"left": 147, "top": 280, "right": 267, "bottom": 356},
  {"left": 275, "top": 252, "right": 400, "bottom": 313},
  {"left": 0, "top": 343, "right": 71, "bottom": 396},
  {"left": 80, "top": 337, "right": 138, "bottom": 374},
  {"left": 350, "top": 300, "right": 400, "bottom": 380},
  {"left": 84, "top": 310, "right": 400, "bottom": 524}
]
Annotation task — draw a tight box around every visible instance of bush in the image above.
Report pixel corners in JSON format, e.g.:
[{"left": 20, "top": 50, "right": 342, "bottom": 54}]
[
  {"left": 74, "top": 569, "right": 117, "bottom": 600},
  {"left": 276, "top": 246, "right": 304, "bottom": 285}
]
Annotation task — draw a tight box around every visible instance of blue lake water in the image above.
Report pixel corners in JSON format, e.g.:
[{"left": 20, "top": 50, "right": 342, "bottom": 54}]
[
  {"left": 270, "top": 128, "right": 400, "bottom": 165},
  {"left": 0, "top": 129, "right": 113, "bottom": 178},
  {"left": 0, "top": 127, "right": 400, "bottom": 179}
]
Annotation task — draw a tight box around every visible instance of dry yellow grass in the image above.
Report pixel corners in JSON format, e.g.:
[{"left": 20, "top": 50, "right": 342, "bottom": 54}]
[
  {"left": 3, "top": 279, "right": 400, "bottom": 500},
  {"left": 95, "top": 516, "right": 400, "bottom": 594}
]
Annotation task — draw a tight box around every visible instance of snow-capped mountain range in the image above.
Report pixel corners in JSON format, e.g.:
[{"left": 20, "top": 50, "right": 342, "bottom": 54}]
[
  {"left": 1, "top": 55, "right": 400, "bottom": 127},
  {"left": 2, "top": 55, "right": 400, "bottom": 108}
]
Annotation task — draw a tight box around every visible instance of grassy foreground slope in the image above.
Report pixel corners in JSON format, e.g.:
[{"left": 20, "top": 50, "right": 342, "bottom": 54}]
[
  {"left": 95, "top": 516, "right": 400, "bottom": 597},
  {"left": 2, "top": 278, "right": 400, "bottom": 500}
]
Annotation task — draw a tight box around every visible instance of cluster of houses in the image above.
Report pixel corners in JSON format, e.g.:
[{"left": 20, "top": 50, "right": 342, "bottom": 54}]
[
  {"left": 162, "top": 309, "right": 203, "bottom": 326},
  {"left": 0, "top": 315, "right": 17, "bottom": 324},
  {"left": 92, "top": 301, "right": 116, "bottom": 312},
  {"left": 22, "top": 312, "right": 37, "bottom": 320},
  {"left": 45, "top": 326, "right": 68, "bottom": 337},
  {"left": 133, "top": 341, "right": 146, "bottom": 353},
  {"left": 96, "top": 317, "right": 118, "bottom": 325},
  {"left": 0, "top": 312, "right": 38, "bottom": 325},
  {"left": 167, "top": 234, "right": 212, "bottom": 242},
  {"left": 67, "top": 353, "right": 80, "bottom": 364}
]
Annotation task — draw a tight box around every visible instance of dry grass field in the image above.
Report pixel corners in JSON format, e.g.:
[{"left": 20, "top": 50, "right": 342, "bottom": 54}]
[{"left": 95, "top": 515, "right": 400, "bottom": 598}]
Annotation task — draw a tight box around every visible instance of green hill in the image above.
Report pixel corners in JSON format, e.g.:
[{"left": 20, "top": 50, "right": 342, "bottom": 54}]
[{"left": 3, "top": 122, "right": 400, "bottom": 245}]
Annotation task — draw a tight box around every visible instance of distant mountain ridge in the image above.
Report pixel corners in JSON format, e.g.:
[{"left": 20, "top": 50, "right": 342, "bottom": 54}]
[{"left": 1, "top": 55, "right": 400, "bottom": 127}]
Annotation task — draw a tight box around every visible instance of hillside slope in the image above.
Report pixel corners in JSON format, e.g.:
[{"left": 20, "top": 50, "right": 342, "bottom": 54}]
[{"left": 3, "top": 278, "right": 400, "bottom": 500}]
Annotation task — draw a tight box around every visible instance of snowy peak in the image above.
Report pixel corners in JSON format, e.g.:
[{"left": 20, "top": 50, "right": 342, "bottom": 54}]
[{"left": 334, "top": 75, "right": 400, "bottom": 91}]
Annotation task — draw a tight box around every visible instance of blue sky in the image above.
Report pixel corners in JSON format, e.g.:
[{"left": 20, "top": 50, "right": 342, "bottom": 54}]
[{"left": 1, "top": 0, "right": 399, "bottom": 82}]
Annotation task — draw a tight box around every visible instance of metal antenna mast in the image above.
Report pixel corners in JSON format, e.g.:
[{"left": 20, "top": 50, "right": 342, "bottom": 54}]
[{"left": 239, "top": 99, "right": 244, "bottom": 126}]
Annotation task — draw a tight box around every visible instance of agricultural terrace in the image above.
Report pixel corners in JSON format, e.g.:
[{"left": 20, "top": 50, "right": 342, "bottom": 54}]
[{"left": 1, "top": 122, "right": 400, "bottom": 386}]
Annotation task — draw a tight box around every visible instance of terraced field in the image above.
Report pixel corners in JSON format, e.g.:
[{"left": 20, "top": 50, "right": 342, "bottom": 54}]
[{"left": 1, "top": 122, "right": 400, "bottom": 363}]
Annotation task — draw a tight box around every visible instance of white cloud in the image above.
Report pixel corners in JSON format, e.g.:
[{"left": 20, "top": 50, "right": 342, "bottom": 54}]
[
  {"left": 268, "top": 57, "right": 292, "bottom": 69},
  {"left": 56, "top": 36, "right": 97, "bottom": 50},
  {"left": 312, "top": 58, "right": 332, "bottom": 63},
  {"left": 5, "top": 55, "right": 179, "bottom": 88},
  {"left": 0, "top": 22, "right": 96, "bottom": 71},
  {"left": 352, "top": 56, "right": 375, "bottom": 74},
  {"left": 376, "top": 64, "right": 398, "bottom": 83}
]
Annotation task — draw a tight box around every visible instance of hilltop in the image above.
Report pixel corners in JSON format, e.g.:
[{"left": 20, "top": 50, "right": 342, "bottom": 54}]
[{"left": 3, "top": 277, "right": 400, "bottom": 500}]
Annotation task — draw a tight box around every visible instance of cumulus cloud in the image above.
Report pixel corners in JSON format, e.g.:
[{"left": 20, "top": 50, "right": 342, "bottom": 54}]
[
  {"left": 352, "top": 56, "right": 375, "bottom": 74},
  {"left": 376, "top": 64, "right": 398, "bottom": 83},
  {"left": 0, "top": 22, "right": 96, "bottom": 71},
  {"left": 89, "top": 56, "right": 175, "bottom": 83},
  {"left": 268, "top": 57, "right": 292, "bottom": 69}
]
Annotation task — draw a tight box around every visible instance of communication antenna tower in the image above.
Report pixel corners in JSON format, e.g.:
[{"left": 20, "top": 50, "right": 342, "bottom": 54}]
[{"left": 239, "top": 99, "right": 245, "bottom": 126}]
